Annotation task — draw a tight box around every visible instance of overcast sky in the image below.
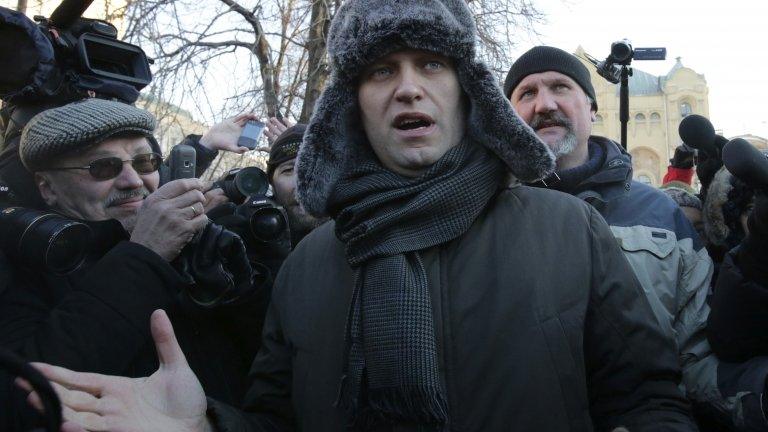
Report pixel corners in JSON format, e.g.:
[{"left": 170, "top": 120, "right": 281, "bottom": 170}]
[{"left": 510, "top": 0, "right": 768, "bottom": 139}]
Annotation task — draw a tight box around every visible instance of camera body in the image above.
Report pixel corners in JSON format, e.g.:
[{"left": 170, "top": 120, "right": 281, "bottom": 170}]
[{"left": 212, "top": 166, "right": 291, "bottom": 261}]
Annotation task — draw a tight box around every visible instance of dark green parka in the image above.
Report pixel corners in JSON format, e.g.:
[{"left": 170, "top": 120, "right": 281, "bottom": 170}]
[{"left": 209, "top": 185, "right": 696, "bottom": 432}]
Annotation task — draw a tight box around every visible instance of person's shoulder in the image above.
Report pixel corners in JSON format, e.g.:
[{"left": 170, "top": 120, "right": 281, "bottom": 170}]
[
  {"left": 497, "top": 184, "right": 595, "bottom": 216},
  {"left": 628, "top": 180, "right": 678, "bottom": 209},
  {"left": 617, "top": 181, "right": 703, "bottom": 248},
  {"left": 286, "top": 219, "right": 344, "bottom": 266}
]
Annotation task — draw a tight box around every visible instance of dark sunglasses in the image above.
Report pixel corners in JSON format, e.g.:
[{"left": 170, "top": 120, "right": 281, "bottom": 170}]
[{"left": 51, "top": 153, "right": 162, "bottom": 180}]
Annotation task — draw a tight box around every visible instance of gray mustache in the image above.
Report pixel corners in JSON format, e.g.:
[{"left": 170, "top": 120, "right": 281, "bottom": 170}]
[
  {"left": 530, "top": 112, "right": 572, "bottom": 130},
  {"left": 106, "top": 188, "right": 150, "bottom": 207}
]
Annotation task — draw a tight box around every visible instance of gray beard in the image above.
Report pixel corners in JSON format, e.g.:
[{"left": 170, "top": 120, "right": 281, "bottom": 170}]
[{"left": 550, "top": 130, "right": 578, "bottom": 160}]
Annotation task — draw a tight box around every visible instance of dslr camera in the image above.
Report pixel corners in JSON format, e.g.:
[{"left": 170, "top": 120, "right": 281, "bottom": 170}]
[{"left": 212, "top": 166, "right": 291, "bottom": 260}]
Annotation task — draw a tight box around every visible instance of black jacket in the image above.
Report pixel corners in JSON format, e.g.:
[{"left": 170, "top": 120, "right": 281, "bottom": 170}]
[
  {"left": 207, "top": 185, "right": 695, "bottom": 431},
  {"left": 0, "top": 220, "right": 269, "bottom": 431}
]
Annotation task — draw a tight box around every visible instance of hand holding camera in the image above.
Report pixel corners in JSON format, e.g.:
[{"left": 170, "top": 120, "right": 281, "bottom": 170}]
[{"left": 130, "top": 178, "right": 210, "bottom": 261}]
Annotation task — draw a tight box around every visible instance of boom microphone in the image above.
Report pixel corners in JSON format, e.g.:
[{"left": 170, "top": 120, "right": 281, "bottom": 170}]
[
  {"left": 678, "top": 114, "right": 718, "bottom": 157},
  {"left": 49, "top": 0, "right": 93, "bottom": 30},
  {"left": 722, "top": 138, "right": 768, "bottom": 190}
]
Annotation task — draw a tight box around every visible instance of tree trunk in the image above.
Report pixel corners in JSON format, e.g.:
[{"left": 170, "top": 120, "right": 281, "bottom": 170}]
[
  {"left": 16, "top": 0, "right": 27, "bottom": 13},
  {"left": 218, "top": 0, "right": 280, "bottom": 118},
  {"left": 252, "top": 20, "right": 280, "bottom": 118},
  {"left": 299, "top": 0, "right": 331, "bottom": 123}
]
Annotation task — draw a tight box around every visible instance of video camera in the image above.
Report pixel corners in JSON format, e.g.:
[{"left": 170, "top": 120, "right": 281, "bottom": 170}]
[
  {"left": 593, "top": 39, "right": 666, "bottom": 84},
  {"left": 0, "top": 0, "right": 151, "bottom": 107}
]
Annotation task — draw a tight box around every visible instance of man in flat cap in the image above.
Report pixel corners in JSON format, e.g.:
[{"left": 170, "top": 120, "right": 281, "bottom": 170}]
[
  {"left": 0, "top": 98, "right": 265, "bottom": 431},
  {"left": 31, "top": 2, "right": 695, "bottom": 431}
]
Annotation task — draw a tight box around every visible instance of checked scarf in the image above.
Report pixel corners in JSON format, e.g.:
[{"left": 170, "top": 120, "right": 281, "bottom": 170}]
[{"left": 328, "top": 140, "right": 505, "bottom": 430}]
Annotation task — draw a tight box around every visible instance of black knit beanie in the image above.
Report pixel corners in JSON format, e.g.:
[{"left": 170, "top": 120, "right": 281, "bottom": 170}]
[
  {"left": 267, "top": 123, "right": 306, "bottom": 180},
  {"left": 504, "top": 46, "right": 597, "bottom": 111}
]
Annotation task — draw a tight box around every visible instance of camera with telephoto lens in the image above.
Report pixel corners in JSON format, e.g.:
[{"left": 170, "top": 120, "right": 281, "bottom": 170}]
[
  {"left": 213, "top": 167, "right": 269, "bottom": 204},
  {"left": 0, "top": 180, "right": 92, "bottom": 275},
  {"left": 212, "top": 166, "right": 291, "bottom": 257}
]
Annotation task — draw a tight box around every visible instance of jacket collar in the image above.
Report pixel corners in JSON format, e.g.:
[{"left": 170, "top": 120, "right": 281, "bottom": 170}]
[{"left": 535, "top": 136, "right": 633, "bottom": 208}]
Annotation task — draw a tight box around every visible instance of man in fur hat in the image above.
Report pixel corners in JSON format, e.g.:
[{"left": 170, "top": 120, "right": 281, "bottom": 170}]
[{"left": 28, "top": 1, "right": 696, "bottom": 431}]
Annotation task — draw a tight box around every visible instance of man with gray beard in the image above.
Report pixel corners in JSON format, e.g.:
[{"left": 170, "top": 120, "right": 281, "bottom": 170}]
[
  {"left": 0, "top": 98, "right": 265, "bottom": 432},
  {"left": 505, "top": 46, "right": 768, "bottom": 430}
]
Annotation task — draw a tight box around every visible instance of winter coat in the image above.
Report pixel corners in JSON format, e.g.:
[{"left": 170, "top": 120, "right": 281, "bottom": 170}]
[
  {"left": 206, "top": 184, "right": 696, "bottom": 432},
  {"left": 0, "top": 219, "right": 269, "bottom": 431},
  {"left": 549, "top": 137, "right": 767, "bottom": 430}
]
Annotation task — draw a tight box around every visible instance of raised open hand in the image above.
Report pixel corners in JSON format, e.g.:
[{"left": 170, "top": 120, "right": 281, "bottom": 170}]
[
  {"left": 22, "top": 310, "right": 211, "bottom": 432},
  {"left": 199, "top": 113, "right": 262, "bottom": 154}
]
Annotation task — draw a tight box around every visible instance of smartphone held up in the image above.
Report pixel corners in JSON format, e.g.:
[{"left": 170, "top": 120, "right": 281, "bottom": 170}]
[{"left": 238, "top": 120, "right": 266, "bottom": 150}]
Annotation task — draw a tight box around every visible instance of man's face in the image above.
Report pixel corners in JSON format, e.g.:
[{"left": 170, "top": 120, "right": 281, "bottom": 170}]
[
  {"left": 271, "top": 158, "right": 323, "bottom": 236},
  {"left": 510, "top": 71, "right": 595, "bottom": 170},
  {"left": 357, "top": 49, "right": 466, "bottom": 177},
  {"left": 36, "top": 136, "right": 159, "bottom": 231}
]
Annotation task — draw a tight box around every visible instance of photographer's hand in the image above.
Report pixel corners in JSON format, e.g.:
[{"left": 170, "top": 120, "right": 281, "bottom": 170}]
[
  {"left": 131, "top": 179, "right": 210, "bottom": 261},
  {"left": 20, "top": 310, "right": 213, "bottom": 432},
  {"left": 264, "top": 117, "right": 294, "bottom": 144},
  {"left": 199, "top": 113, "right": 262, "bottom": 154},
  {"left": 203, "top": 187, "right": 229, "bottom": 213}
]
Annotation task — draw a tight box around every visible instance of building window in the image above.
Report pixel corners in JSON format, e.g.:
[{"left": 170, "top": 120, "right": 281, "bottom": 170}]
[
  {"left": 635, "top": 113, "right": 646, "bottom": 123},
  {"left": 650, "top": 112, "right": 661, "bottom": 122},
  {"left": 680, "top": 102, "right": 692, "bottom": 117}
]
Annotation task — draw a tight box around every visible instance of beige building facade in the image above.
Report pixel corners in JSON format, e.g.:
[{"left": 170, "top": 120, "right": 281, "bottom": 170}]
[{"left": 575, "top": 47, "right": 710, "bottom": 187}]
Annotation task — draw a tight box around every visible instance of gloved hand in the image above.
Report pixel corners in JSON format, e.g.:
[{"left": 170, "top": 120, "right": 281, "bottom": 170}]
[
  {"left": 206, "top": 202, "right": 248, "bottom": 238},
  {"left": 175, "top": 222, "right": 255, "bottom": 307},
  {"left": 669, "top": 144, "right": 695, "bottom": 169}
]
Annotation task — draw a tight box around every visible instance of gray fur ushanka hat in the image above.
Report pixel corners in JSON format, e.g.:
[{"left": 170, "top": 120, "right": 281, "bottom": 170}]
[{"left": 296, "top": 0, "right": 555, "bottom": 217}]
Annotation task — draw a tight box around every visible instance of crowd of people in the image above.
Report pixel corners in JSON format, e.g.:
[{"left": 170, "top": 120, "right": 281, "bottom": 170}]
[{"left": 1, "top": 0, "right": 767, "bottom": 431}]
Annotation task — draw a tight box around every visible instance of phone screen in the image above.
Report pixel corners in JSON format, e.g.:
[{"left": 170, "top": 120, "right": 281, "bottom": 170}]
[{"left": 238, "top": 120, "right": 266, "bottom": 150}]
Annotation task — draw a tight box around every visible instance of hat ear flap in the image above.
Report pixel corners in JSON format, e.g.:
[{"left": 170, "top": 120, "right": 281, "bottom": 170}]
[
  {"left": 297, "top": 75, "right": 361, "bottom": 217},
  {"left": 459, "top": 61, "right": 555, "bottom": 182}
]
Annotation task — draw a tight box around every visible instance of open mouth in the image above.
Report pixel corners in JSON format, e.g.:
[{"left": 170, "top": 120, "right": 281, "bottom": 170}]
[{"left": 393, "top": 113, "right": 435, "bottom": 131}]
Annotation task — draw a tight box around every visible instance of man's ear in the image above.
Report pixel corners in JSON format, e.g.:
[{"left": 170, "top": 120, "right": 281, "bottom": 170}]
[
  {"left": 591, "top": 110, "right": 597, "bottom": 122},
  {"left": 35, "top": 172, "right": 57, "bottom": 207}
]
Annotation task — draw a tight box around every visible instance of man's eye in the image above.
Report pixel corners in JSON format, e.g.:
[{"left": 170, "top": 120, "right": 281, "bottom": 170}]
[
  {"left": 554, "top": 83, "right": 570, "bottom": 91},
  {"left": 425, "top": 61, "right": 444, "bottom": 71},
  {"left": 370, "top": 66, "right": 392, "bottom": 78},
  {"left": 518, "top": 90, "right": 535, "bottom": 100}
]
